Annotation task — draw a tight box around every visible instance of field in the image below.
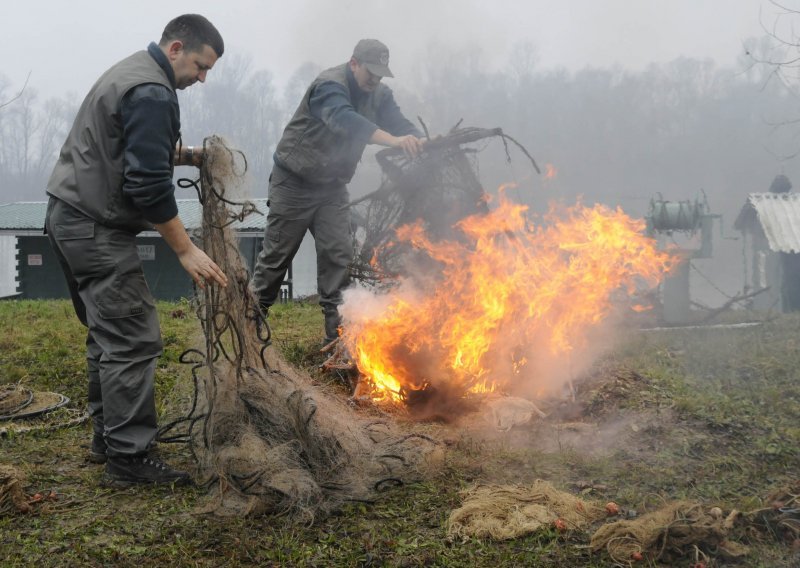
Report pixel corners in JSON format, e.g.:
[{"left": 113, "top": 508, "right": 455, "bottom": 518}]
[{"left": 1, "top": 299, "right": 798, "bottom": 567}]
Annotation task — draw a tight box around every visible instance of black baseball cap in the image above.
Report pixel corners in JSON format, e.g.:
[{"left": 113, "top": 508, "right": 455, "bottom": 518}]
[{"left": 353, "top": 39, "right": 394, "bottom": 78}]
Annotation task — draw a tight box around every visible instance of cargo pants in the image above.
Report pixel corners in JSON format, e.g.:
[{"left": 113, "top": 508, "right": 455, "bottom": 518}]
[
  {"left": 45, "top": 197, "right": 162, "bottom": 457},
  {"left": 251, "top": 166, "right": 353, "bottom": 342}
]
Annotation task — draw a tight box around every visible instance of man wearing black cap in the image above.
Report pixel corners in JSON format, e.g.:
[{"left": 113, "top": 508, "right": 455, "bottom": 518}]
[{"left": 252, "top": 39, "right": 423, "bottom": 344}]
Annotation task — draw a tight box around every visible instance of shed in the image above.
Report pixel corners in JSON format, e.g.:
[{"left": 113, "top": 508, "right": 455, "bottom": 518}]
[
  {"left": 734, "top": 192, "right": 800, "bottom": 312},
  {"left": 0, "top": 199, "right": 317, "bottom": 301}
]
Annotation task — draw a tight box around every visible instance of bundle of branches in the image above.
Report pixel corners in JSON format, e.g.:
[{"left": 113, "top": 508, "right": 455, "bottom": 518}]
[
  {"left": 350, "top": 125, "right": 538, "bottom": 285},
  {"left": 167, "top": 136, "right": 440, "bottom": 519}
]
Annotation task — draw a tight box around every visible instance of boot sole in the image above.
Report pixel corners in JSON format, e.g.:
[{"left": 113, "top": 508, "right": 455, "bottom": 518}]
[
  {"left": 101, "top": 473, "right": 192, "bottom": 488},
  {"left": 87, "top": 452, "right": 107, "bottom": 464}
]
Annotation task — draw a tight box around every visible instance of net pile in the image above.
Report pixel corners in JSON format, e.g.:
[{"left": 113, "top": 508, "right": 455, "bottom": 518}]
[
  {"left": 447, "top": 480, "right": 607, "bottom": 540},
  {"left": 589, "top": 501, "right": 749, "bottom": 563},
  {"left": 0, "top": 465, "right": 29, "bottom": 515},
  {"left": 350, "top": 127, "right": 535, "bottom": 285},
  {"left": 170, "top": 136, "right": 440, "bottom": 519}
]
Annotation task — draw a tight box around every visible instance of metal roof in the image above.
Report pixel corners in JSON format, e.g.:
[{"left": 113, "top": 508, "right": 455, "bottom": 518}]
[
  {"left": 734, "top": 192, "right": 800, "bottom": 253},
  {"left": 0, "top": 199, "right": 268, "bottom": 235}
]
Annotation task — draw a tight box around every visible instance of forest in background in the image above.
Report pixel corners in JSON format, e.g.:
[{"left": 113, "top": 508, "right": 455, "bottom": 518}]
[{"left": 1, "top": 34, "right": 798, "bottom": 304}]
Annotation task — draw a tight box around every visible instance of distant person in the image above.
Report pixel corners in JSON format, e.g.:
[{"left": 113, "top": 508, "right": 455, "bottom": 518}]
[
  {"left": 45, "top": 14, "right": 228, "bottom": 487},
  {"left": 252, "top": 39, "right": 424, "bottom": 344}
]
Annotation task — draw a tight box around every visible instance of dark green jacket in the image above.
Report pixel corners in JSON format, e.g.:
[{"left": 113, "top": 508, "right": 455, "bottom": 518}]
[
  {"left": 47, "top": 48, "right": 178, "bottom": 232},
  {"left": 274, "top": 63, "right": 417, "bottom": 186}
]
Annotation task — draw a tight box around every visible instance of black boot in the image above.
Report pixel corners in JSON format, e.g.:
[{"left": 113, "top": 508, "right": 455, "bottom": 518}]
[
  {"left": 87, "top": 432, "right": 107, "bottom": 464},
  {"left": 322, "top": 307, "right": 342, "bottom": 345},
  {"left": 102, "top": 454, "right": 192, "bottom": 487}
]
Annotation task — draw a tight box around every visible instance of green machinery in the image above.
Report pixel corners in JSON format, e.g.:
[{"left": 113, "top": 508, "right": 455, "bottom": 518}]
[{"left": 644, "top": 192, "right": 721, "bottom": 323}]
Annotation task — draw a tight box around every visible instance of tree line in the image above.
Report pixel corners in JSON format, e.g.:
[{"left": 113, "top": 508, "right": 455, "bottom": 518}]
[{"left": 0, "top": 37, "right": 796, "bottom": 227}]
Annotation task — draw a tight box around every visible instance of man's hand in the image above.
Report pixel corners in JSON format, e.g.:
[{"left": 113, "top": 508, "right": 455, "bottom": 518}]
[
  {"left": 369, "top": 129, "right": 424, "bottom": 159},
  {"left": 393, "top": 134, "right": 423, "bottom": 159},
  {"left": 154, "top": 216, "right": 227, "bottom": 289},
  {"left": 177, "top": 245, "right": 228, "bottom": 289}
]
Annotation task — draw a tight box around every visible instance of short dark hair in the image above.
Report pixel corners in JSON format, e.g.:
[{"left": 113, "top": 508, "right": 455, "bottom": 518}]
[{"left": 159, "top": 14, "right": 224, "bottom": 57}]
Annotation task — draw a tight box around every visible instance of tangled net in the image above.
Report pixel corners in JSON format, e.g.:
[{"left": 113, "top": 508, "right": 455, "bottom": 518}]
[
  {"left": 162, "top": 136, "right": 440, "bottom": 519},
  {"left": 447, "top": 480, "right": 607, "bottom": 541},
  {"left": 350, "top": 126, "right": 539, "bottom": 285},
  {"left": 590, "top": 501, "right": 748, "bottom": 564},
  {"left": 0, "top": 465, "right": 28, "bottom": 516}
]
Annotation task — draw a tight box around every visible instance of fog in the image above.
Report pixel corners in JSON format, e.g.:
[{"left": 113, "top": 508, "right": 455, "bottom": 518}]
[{"left": 2, "top": 0, "right": 799, "bottom": 306}]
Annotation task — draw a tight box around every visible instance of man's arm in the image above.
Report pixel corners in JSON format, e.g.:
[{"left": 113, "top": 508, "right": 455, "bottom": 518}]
[
  {"left": 372, "top": 88, "right": 424, "bottom": 158},
  {"left": 310, "top": 81, "right": 423, "bottom": 158},
  {"left": 375, "top": 89, "right": 423, "bottom": 138},
  {"left": 368, "top": 129, "right": 423, "bottom": 159},
  {"left": 121, "top": 85, "right": 227, "bottom": 288},
  {"left": 120, "top": 85, "right": 180, "bottom": 223},
  {"left": 154, "top": 216, "right": 227, "bottom": 289}
]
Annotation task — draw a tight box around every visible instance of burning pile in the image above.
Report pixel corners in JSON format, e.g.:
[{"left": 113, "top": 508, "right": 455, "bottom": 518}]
[{"left": 342, "top": 188, "right": 674, "bottom": 409}]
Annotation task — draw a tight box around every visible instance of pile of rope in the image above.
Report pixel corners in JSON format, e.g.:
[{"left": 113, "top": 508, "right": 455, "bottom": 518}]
[
  {"left": 0, "top": 384, "right": 86, "bottom": 437},
  {"left": 447, "top": 480, "right": 607, "bottom": 540},
  {"left": 590, "top": 501, "right": 748, "bottom": 564},
  {"left": 164, "top": 136, "right": 440, "bottom": 519},
  {"left": 743, "top": 480, "right": 800, "bottom": 547},
  {"left": 0, "top": 465, "right": 29, "bottom": 515}
]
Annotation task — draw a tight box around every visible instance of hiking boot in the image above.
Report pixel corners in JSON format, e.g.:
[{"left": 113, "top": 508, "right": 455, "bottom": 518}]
[
  {"left": 322, "top": 307, "right": 342, "bottom": 346},
  {"left": 87, "top": 433, "right": 107, "bottom": 464},
  {"left": 102, "top": 454, "right": 192, "bottom": 487}
]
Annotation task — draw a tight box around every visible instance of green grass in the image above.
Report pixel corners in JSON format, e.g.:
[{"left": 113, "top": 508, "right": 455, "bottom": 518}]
[{"left": 0, "top": 300, "right": 798, "bottom": 566}]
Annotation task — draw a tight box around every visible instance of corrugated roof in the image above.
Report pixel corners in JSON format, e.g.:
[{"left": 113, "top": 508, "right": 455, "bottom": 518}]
[
  {"left": 0, "top": 199, "right": 268, "bottom": 233},
  {"left": 735, "top": 193, "right": 800, "bottom": 253}
]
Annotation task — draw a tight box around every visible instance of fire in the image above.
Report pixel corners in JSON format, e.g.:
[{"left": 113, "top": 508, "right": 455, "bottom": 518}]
[
  {"left": 342, "top": 191, "right": 674, "bottom": 405},
  {"left": 544, "top": 163, "right": 557, "bottom": 180}
]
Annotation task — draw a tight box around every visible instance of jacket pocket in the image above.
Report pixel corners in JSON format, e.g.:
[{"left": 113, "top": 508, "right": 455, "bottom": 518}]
[{"left": 54, "top": 222, "right": 94, "bottom": 241}]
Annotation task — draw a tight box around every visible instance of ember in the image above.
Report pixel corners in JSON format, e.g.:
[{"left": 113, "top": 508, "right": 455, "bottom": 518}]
[{"left": 342, "top": 188, "right": 675, "bottom": 408}]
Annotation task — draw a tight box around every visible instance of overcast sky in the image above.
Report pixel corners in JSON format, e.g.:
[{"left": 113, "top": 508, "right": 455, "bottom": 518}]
[{"left": 1, "top": 0, "right": 781, "bottom": 99}]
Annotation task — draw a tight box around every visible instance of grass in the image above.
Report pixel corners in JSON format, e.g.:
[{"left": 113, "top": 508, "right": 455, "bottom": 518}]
[{"left": 0, "top": 299, "right": 798, "bottom": 566}]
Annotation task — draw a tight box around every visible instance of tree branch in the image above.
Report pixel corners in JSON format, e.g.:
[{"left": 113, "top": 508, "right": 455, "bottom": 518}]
[{"left": 0, "top": 72, "right": 31, "bottom": 110}]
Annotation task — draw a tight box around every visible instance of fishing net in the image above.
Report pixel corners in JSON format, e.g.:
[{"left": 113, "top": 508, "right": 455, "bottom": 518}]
[
  {"left": 447, "top": 480, "right": 607, "bottom": 540},
  {"left": 350, "top": 126, "right": 539, "bottom": 285},
  {"left": 162, "top": 136, "right": 441, "bottom": 519},
  {"left": 0, "top": 465, "right": 29, "bottom": 516},
  {"left": 590, "top": 501, "right": 749, "bottom": 563}
]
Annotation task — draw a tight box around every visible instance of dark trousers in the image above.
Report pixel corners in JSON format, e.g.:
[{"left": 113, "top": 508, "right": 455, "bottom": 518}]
[
  {"left": 45, "top": 197, "right": 162, "bottom": 457},
  {"left": 251, "top": 167, "right": 353, "bottom": 341}
]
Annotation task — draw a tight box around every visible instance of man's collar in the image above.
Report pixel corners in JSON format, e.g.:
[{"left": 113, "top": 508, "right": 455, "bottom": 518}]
[
  {"left": 147, "top": 42, "right": 176, "bottom": 89},
  {"left": 345, "top": 64, "right": 366, "bottom": 101}
]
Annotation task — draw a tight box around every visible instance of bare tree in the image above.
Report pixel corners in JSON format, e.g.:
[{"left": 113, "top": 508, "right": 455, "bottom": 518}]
[{"left": 0, "top": 72, "right": 30, "bottom": 110}]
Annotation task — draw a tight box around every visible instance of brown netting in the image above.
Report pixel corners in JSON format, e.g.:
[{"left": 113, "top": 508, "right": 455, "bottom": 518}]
[
  {"left": 447, "top": 480, "right": 606, "bottom": 540},
  {"left": 168, "top": 136, "right": 441, "bottom": 519},
  {"left": 743, "top": 480, "right": 800, "bottom": 546},
  {"left": 0, "top": 384, "right": 33, "bottom": 418},
  {"left": 350, "top": 126, "right": 538, "bottom": 285},
  {"left": 589, "top": 501, "right": 749, "bottom": 564},
  {"left": 0, "top": 465, "right": 29, "bottom": 515}
]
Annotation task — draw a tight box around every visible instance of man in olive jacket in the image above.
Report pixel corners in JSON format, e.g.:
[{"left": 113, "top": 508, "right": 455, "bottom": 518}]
[
  {"left": 45, "top": 14, "right": 227, "bottom": 487},
  {"left": 252, "top": 39, "right": 423, "bottom": 344}
]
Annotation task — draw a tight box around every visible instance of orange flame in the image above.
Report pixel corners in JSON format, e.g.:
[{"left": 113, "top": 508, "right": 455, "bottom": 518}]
[
  {"left": 544, "top": 163, "right": 557, "bottom": 180},
  {"left": 342, "top": 193, "right": 674, "bottom": 404}
]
